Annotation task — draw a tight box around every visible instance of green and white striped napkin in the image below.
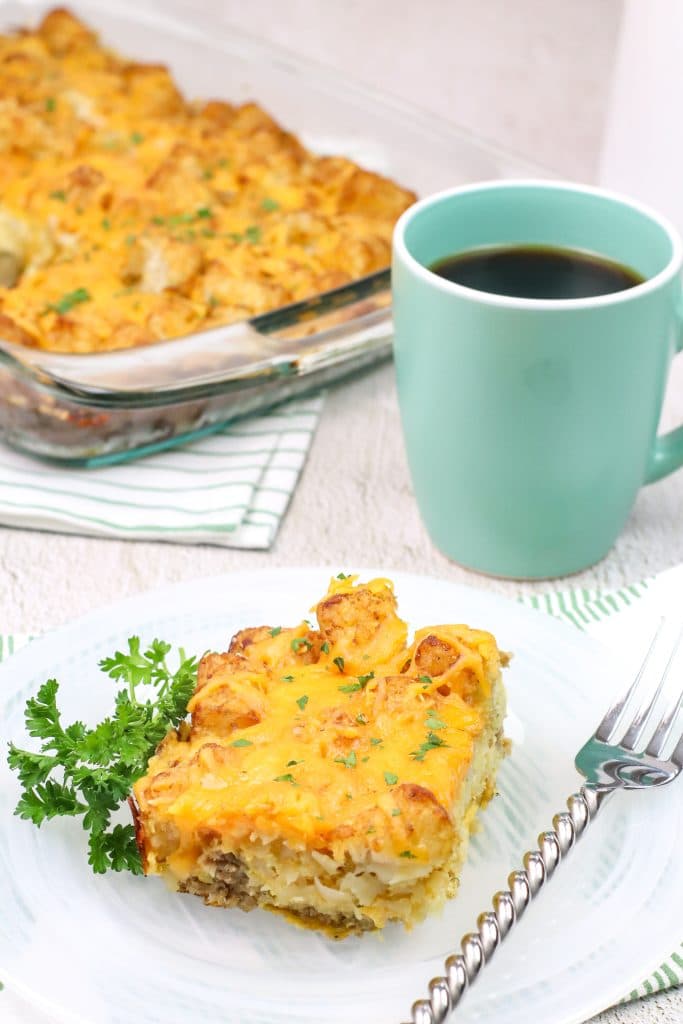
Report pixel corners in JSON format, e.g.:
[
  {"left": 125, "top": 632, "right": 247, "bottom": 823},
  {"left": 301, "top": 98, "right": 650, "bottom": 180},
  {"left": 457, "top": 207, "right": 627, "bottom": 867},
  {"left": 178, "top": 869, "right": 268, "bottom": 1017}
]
[
  {"left": 1, "top": 572, "right": 680, "bottom": 1017},
  {"left": 0, "top": 394, "right": 323, "bottom": 550}
]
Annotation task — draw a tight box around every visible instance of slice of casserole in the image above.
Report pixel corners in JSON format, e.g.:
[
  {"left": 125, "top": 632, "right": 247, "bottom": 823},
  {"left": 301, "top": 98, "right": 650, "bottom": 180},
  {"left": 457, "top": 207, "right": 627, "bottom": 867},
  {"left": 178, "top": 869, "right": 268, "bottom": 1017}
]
[{"left": 131, "top": 577, "right": 509, "bottom": 937}]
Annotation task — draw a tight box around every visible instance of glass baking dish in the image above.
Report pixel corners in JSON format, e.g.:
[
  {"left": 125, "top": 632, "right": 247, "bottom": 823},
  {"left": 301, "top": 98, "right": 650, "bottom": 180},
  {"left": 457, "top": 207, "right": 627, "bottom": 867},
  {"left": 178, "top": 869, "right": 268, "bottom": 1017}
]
[{"left": 0, "top": 0, "right": 542, "bottom": 465}]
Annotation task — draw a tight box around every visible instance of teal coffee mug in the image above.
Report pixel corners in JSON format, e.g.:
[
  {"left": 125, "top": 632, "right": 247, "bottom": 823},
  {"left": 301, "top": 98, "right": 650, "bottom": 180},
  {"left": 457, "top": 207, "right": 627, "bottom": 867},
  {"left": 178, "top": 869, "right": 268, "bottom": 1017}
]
[{"left": 392, "top": 180, "right": 683, "bottom": 579}]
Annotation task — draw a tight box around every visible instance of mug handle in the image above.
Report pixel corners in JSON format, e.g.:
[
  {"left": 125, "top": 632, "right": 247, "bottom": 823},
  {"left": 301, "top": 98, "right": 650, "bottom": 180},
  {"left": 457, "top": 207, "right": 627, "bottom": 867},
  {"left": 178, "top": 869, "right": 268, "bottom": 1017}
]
[{"left": 645, "top": 306, "right": 683, "bottom": 484}]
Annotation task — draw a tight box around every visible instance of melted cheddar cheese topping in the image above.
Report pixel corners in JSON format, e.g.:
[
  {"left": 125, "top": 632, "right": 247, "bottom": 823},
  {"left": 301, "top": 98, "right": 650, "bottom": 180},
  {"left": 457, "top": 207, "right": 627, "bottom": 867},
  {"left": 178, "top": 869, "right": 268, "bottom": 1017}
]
[
  {"left": 0, "top": 9, "right": 415, "bottom": 352},
  {"left": 133, "top": 576, "right": 505, "bottom": 885}
]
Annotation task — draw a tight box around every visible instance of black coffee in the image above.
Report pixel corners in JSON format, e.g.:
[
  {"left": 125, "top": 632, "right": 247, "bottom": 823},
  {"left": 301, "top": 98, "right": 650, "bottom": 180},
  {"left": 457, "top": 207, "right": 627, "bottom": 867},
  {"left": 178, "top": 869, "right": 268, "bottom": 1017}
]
[{"left": 429, "top": 244, "right": 644, "bottom": 300}]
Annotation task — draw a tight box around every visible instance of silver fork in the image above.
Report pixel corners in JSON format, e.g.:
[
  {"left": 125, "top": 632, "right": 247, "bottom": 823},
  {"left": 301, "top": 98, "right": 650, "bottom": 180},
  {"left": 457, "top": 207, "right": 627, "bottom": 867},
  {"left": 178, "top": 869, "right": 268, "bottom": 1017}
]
[{"left": 404, "top": 621, "right": 683, "bottom": 1024}]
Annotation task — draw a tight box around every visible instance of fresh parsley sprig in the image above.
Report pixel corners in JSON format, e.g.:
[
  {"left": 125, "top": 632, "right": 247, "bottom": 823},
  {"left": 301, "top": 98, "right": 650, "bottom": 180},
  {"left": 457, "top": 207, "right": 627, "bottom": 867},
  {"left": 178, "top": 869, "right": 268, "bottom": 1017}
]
[{"left": 7, "top": 637, "right": 198, "bottom": 876}]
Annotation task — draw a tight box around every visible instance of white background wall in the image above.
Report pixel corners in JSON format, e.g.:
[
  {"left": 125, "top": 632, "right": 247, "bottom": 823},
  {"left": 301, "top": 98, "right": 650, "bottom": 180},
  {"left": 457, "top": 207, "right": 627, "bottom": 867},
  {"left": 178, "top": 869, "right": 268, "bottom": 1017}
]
[
  {"left": 599, "top": 0, "right": 683, "bottom": 233},
  {"left": 142, "top": 0, "right": 623, "bottom": 180}
]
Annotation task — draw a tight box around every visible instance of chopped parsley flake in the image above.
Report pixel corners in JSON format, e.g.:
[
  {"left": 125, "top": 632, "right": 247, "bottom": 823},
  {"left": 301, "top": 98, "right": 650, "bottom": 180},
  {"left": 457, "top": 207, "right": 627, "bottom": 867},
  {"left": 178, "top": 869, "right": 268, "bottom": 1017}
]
[
  {"left": 101, "top": 217, "right": 111, "bottom": 230},
  {"left": 245, "top": 225, "right": 262, "bottom": 244},
  {"left": 370, "top": 737, "right": 382, "bottom": 746},
  {"left": 286, "top": 759, "right": 303, "bottom": 767},
  {"left": 321, "top": 641, "right": 330, "bottom": 654},
  {"left": 335, "top": 750, "right": 357, "bottom": 769},
  {"left": 336, "top": 572, "right": 349, "bottom": 580},
  {"left": 130, "top": 131, "right": 144, "bottom": 145},
  {"left": 125, "top": 234, "right": 136, "bottom": 246},
  {"left": 384, "top": 771, "right": 398, "bottom": 786},
  {"left": 425, "top": 710, "right": 447, "bottom": 730},
  {"left": 356, "top": 713, "right": 368, "bottom": 725},
  {"left": 411, "top": 731, "right": 449, "bottom": 762},
  {"left": 419, "top": 675, "right": 432, "bottom": 687},
  {"left": 274, "top": 773, "right": 297, "bottom": 785},
  {"left": 153, "top": 209, "right": 212, "bottom": 229},
  {"left": 333, "top": 656, "right": 345, "bottom": 673},
  {"left": 339, "top": 671, "right": 374, "bottom": 694},
  {"left": 296, "top": 695, "right": 309, "bottom": 711},
  {"left": 230, "top": 738, "right": 252, "bottom": 748},
  {"left": 361, "top": 756, "right": 370, "bottom": 762},
  {"left": 291, "top": 637, "right": 313, "bottom": 653},
  {"left": 45, "top": 97, "right": 56, "bottom": 112},
  {"left": 49, "top": 189, "right": 66, "bottom": 201},
  {"left": 399, "top": 850, "right": 416, "bottom": 859},
  {"left": 366, "top": 825, "right": 375, "bottom": 834},
  {"left": 391, "top": 808, "right": 402, "bottom": 817},
  {"left": 281, "top": 674, "right": 294, "bottom": 683},
  {"left": 261, "top": 197, "right": 279, "bottom": 211},
  {"left": 46, "top": 288, "right": 91, "bottom": 315},
  {"left": 269, "top": 626, "right": 282, "bottom": 637}
]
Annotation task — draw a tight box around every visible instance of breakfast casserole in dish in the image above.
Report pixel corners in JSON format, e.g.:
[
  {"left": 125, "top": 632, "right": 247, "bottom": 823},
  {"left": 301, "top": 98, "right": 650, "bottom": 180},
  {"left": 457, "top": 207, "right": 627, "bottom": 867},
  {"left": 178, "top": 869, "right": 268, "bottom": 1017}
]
[
  {"left": 0, "top": 2, "right": 536, "bottom": 462},
  {"left": 0, "top": 7, "right": 414, "bottom": 353},
  {"left": 131, "top": 576, "right": 509, "bottom": 936}
]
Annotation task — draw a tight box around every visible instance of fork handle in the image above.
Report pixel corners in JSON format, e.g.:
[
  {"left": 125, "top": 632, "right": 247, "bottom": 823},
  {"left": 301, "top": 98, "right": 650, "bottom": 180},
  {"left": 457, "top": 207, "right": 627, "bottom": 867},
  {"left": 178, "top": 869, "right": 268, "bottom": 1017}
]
[{"left": 403, "top": 785, "right": 610, "bottom": 1024}]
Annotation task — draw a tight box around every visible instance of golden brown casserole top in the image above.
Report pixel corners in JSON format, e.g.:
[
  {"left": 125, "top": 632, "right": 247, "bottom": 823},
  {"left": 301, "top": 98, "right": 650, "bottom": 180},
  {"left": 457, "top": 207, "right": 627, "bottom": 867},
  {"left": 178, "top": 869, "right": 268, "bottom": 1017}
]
[
  {"left": 132, "top": 576, "right": 505, "bottom": 881},
  {"left": 0, "top": 8, "right": 415, "bottom": 352}
]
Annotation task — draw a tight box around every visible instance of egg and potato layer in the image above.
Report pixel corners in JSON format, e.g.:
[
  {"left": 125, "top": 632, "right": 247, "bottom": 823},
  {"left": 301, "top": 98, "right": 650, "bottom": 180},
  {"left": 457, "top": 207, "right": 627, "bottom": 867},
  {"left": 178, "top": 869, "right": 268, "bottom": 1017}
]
[
  {"left": 0, "top": 8, "right": 415, "bottom": 352},
  {"left": 131, "top": 576, "right": 509, "bottom": 936}
]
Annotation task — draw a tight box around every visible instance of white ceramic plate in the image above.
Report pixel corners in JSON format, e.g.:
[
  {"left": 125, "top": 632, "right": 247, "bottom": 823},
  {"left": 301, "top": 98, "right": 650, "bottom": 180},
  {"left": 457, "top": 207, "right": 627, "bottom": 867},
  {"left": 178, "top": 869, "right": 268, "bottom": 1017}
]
[{"left": 0, "top": 569, "right": 680, "bottom": 1024}]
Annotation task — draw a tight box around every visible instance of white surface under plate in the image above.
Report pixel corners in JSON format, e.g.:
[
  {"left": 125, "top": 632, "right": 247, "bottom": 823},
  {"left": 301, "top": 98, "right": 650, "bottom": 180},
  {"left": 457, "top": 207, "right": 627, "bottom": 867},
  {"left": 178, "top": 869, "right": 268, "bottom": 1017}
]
[{"left": 0, "top": 569, "right": 680, "bottom": 1024}]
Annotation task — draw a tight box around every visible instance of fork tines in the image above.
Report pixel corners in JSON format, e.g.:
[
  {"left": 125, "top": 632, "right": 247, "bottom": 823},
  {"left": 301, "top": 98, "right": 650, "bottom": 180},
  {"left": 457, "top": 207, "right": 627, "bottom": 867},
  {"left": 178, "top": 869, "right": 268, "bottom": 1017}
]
[{"left": 596, "top": 618, "right": 683, "bottom": 760}]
